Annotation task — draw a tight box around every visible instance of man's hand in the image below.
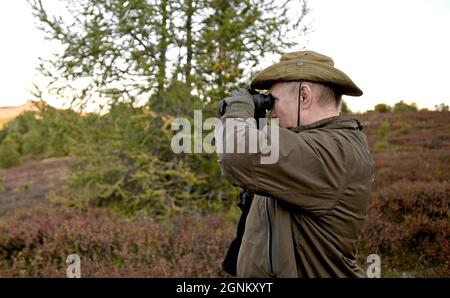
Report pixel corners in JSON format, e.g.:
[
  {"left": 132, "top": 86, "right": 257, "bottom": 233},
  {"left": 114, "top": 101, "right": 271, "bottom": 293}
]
[{"left": 218, "top": 88, "right": 255, "bottom": 119}]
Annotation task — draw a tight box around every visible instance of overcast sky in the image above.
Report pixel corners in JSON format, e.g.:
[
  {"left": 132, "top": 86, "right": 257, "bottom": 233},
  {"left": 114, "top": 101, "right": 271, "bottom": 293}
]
[{"left": 0, "top": 0, "right": 449, "bottom": 112}]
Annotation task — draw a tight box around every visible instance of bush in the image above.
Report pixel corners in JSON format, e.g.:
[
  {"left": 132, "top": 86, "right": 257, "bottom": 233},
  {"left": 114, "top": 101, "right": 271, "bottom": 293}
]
[
  {"left": 0, "top": 135, "right": 22, "bottom": 169},
  {"left": 64, "top": 102, "right": 236, "bottom": 218},
  {"left": 22, "top": 129, "right": 45, "bottom": 156},
  {"left": 0, "top": 106, "right": 84, "bottom": 164},
  {"left": 393, "top": 100, "right": 418, "bottom": 112},
  {"left": 374, "top": 103, "right": 391, "bottom": 113}
]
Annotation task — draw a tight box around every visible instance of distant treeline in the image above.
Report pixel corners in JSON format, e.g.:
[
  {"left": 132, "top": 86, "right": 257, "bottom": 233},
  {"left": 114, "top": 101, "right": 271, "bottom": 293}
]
[{"left": 370, "top": 101, "right": 449, "bottom": 113}]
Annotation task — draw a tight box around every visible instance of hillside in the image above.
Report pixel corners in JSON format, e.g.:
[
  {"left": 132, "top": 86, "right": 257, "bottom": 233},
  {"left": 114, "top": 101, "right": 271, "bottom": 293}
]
[
  {"left": 0, "top": 101, "right": 40, "bottom": 129},
  {"left": 0, "top": 110, "right": 448, "bottom": 277}
]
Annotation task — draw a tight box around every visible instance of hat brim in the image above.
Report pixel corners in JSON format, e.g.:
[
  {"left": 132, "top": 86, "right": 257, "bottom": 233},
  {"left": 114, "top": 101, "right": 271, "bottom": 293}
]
[{"left": 250, "top": 59, "right": 363, "bottom": 96}]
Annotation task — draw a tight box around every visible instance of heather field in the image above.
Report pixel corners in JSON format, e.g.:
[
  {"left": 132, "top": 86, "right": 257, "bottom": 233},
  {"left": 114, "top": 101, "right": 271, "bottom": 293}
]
[
  {"left": 356, "top": 112, "right": 449, "bottom": 277},
  {"left": 0, "top": 111, "right": 448, "bottom": 277}
]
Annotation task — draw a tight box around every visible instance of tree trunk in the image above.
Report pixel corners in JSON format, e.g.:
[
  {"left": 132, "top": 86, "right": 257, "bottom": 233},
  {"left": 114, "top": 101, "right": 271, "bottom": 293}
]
[
  {"left": 156, "top": 0, "right": 168, "bottom": 100},
  {"left": 185, "top": 0, "right": 193, "bottom": 91}
]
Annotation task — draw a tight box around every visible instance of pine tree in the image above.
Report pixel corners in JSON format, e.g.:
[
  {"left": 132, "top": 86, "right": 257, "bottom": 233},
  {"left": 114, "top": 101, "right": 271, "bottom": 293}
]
[{"left": 29, "top": 0, "right": 310, "bottom": 113}]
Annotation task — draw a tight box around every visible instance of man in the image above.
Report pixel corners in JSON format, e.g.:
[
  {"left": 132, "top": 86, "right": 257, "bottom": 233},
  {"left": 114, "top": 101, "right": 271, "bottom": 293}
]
[{"left": 215, "top": 51, "right": 374, "bottom": 277}]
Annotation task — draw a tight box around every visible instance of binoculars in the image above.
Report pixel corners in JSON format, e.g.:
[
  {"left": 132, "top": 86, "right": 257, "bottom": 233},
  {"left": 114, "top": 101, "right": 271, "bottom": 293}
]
[{"left": 218, "top": 89, "right": 274, "bottom": 120}]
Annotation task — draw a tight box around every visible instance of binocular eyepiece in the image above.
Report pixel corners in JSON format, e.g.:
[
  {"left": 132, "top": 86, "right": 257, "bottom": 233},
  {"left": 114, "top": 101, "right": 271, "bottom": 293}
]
[{"left": 249, "top": 91, "right": 274, "bottom": 121}]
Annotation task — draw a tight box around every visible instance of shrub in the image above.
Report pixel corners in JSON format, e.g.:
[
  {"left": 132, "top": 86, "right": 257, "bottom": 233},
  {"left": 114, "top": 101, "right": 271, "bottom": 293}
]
[
  {"left": 22, "top": 129, "right": 45, "bottom": 156},
  {"left": 64, "top": 102, "right": 236, "bottom": 218},
  {"left": 374, "top": 103, "right": 391, "bottom": 113},
  {"left": 374, "top": 120, "right": 390, "bottom": 151},
  {"left": 393, "top": 100, "right": 418, "bottom": 112},
  {"left": 0, "top": 136, "right": 21, "bottom": 169}
]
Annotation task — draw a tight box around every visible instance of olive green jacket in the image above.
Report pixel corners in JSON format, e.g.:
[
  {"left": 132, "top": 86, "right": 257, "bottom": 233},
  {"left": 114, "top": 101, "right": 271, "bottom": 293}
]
[{"left": 216, "top": 102, "right": 374, "bottom": 278}]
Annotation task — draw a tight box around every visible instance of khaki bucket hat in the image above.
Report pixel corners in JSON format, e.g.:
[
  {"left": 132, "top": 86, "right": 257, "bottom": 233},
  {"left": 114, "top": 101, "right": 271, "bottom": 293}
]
[{"left": 250, "top": 50, "right": 363, "bottom": 96}]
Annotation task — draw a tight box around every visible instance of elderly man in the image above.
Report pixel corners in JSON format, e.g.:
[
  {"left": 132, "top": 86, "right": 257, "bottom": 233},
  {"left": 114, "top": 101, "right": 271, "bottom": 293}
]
[{"left": 216, "top": 51, "right": 374, "bottom": 277}]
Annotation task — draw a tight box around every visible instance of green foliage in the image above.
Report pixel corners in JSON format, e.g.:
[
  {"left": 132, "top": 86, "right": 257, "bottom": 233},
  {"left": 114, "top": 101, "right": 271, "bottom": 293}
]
[
  {"left": 373, "top": 102, "right": 420, "bottom": 113},
  {"left": 153, "top": 79, "right": 203, "bottom": 117},
  {"left": 34, "top": 105, "right": 84, "bottom": 157},
  {"left": 29, "top": 0, "right": 310, "bottom": 111},
  {"left": 0, "top": 104, "right": 85, "bottom": 163},
  {"left": 340, "top": 100, "right": 352, "bottom": 115},
  {"left": 374, "top": 120, "right": 390, "bottom": 151},
  {"left": 2, "top": 0, "right": 308, "bottom": 231},
  {"left": 0, "top": 101, "right": 237, "bottom": 217},
  {"left": 0, "top": 135, "right": 22, "bottom": 169},
  {"left": 22, "top": 129, "right": 45, "bottom": 156},
  {"left": 393, "top": 100, "right": 418, "bottom": 112},
  {"left": 71, "top": 151, "right": 204, "bottom": 217},
  {"left": 195, "top": 0, "right": 306, "bottom": 100},
  {"left": 5, "top": 111, "right": 39, "bottom": 134},
  {"left": 374, "top": 103, "right": 391, "bottom": 113},
  {"left": 0, "top": 129, "right": 7, "bottom": 145},
  {"left": 61, "top": 102, "right": 236, "bottom": 218},
  {"left": 24, "top": 0, "right": 310, "bottom": 217}
]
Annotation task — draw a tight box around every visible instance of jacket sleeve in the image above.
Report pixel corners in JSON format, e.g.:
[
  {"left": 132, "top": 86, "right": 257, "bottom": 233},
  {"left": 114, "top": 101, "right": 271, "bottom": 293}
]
[{"left": 215, "top": 113, "right": 347, "bottom": 215}]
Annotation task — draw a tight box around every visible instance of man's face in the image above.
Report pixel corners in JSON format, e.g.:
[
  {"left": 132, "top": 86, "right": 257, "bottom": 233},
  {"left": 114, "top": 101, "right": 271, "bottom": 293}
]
[{"left": 270, "top": 82, "right": 299, "bottom": 129}]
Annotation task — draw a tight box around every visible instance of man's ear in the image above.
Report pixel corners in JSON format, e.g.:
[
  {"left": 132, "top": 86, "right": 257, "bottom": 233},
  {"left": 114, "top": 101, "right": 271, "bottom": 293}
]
[{"left": 300, "top": 84, "right": 313, "bottom": 108}]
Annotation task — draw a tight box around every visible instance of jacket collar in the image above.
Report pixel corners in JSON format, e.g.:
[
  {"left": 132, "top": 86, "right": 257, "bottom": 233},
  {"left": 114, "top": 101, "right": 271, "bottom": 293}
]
[{"left": 289, "top": 115, "right": 363, "bottom": 133}]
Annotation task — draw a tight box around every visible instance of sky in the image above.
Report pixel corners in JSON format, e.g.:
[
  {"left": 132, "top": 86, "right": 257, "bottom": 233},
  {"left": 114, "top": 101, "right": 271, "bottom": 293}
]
[{"left": 0, "top": 0, "right": 449, "bottom": 113}]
